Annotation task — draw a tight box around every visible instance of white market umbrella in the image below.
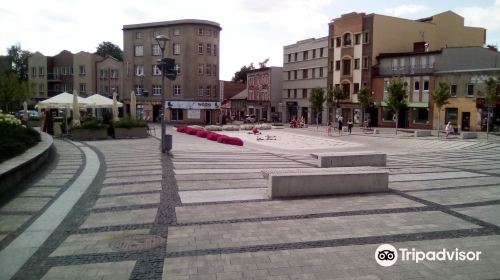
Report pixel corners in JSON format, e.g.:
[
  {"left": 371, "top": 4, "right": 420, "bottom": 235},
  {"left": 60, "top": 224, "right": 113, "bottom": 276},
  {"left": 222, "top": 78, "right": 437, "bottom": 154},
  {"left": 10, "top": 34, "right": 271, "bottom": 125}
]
[
  {"left": 112, "top": 92, "right": 119, "bottom": 122},
  {"left": 72, "top": 90, "right": 81, "bottom": 127},
  {"left": 36, "top": 92, "right": 91, "bottom": 109},
  {"left": 130, "top": 90, "right": 137, "bottom": 120},
  {"left": 86, "top": 94, "right": 123, "bottom": 117}
]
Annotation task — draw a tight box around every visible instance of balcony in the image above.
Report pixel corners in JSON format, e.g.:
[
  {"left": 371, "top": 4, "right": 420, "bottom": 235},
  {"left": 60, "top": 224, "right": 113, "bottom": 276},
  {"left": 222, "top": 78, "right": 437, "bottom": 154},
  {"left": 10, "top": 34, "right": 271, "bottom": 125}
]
[
  {"left": 378, "top": 65, "right": 434, "bottom": 76},
  {"left": 47, "top": 73, "right": 61, "bottom": 81}
]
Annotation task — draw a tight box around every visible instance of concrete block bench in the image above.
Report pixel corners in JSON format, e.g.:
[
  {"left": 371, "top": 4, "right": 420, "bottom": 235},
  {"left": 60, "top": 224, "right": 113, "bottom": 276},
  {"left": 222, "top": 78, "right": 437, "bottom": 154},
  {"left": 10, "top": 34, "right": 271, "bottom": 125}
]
[
  {"left": 262, "top": 167, "right": 389, "bottom": 198},
  {"left": 414, "top": 130, "right": 431, "bottom": 137},
  {"left": 373, "top": 129, "right": 380, "bottom": 134},
  {"left": 461, "top": 132, "right": 477, "bottom": 139},
  {"left": 311, "top": 152, "right": 386, "bottom": 167}
]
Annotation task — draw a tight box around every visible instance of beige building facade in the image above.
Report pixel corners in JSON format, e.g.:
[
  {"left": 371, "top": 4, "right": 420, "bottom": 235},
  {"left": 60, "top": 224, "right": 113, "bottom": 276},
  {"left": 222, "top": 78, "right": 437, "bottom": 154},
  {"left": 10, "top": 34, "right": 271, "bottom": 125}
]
[{"left": 122, "top": 19, "right": 221, "bottom": 124}]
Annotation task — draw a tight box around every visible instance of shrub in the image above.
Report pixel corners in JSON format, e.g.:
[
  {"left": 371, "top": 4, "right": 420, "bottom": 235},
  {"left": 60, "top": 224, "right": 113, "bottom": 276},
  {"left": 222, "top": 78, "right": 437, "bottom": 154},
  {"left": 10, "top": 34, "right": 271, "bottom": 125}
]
[
  {"left": 196, "top": 130, "right": 208, "bottom": 138},
  {"left": 114, "top": 116, "right": 146, "bottom": 128},
  {"left": 222, "top": 136, "right": 244, "bottom": 146},
  {"left": 240, "top": 124, "right": 254, "bottom": 130},
  {"left": 206, "top": 132, "right": 220, "bottom": 141},
  {"left": 216, "top": 135, "right": 228, "bottom": 143},
  {"left": 257, "top": 124, "right": 272, "bottom": 130},
  {"left": 205, "top": 125, "right": 222, "bottom": 131},
  {"left": 0, "top": 113, "right": 41, "bottom": 163},
  {"left": 222, "top": 125, "right": 239, "bottom": 131},
  {"left": 188, "top": 125, "right": 204, "bottom": 130},
  {"left": 176, "top": 126, "right": 188, "bottom": 133},
  {"left": 75, "top": 117, "right": 105, "bottom": 130}
]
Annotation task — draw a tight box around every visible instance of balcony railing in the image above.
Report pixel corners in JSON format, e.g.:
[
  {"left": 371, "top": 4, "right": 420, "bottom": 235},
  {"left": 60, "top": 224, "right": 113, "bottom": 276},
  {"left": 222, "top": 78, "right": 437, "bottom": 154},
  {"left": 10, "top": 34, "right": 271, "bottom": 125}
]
[
  {"left": 47, "top": 73, "right": 60, "bottom": 81},
  {"left": 379, "top": 65, "right": 434, "bottom": 76}
]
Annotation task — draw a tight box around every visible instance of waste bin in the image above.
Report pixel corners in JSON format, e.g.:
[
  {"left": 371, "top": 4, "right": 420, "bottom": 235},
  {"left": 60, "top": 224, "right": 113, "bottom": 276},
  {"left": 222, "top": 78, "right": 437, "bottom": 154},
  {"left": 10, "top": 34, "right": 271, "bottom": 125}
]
[{"left": 163, "top": 134, "right": 172, "bottom": 152}]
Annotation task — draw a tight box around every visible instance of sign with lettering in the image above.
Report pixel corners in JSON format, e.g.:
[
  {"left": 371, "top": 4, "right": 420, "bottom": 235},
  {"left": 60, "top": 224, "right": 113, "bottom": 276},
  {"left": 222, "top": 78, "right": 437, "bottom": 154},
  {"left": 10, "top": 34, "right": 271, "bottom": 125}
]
[{"left": 166, "top": 101, "right": 220, "bottom": 109}]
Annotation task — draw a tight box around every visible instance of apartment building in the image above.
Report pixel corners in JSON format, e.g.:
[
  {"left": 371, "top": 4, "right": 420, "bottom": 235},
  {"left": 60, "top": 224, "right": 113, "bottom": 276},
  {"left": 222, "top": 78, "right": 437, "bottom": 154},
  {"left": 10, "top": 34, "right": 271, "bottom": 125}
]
[
  {"left": 283, "top": 37, "right": 328, "bottom": 124},
  {"left": 328, "top": 11, "right": 486, "bottom": 123},
  {"left": 246, "top": 67, "right": 283, "bottom": 122},
  {"left": 122, "top": 19, "right": 221, "bottom": 124},
  {"left": 96, "top": 56, "right": 124, "bottom": 98}
]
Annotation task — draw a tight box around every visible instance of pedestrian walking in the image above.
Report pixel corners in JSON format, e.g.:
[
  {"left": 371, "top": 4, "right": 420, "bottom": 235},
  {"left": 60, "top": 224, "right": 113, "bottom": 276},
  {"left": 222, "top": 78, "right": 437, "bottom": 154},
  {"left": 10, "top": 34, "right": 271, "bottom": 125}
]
[
  {"left": 347, "top": 119, "right": 353, "bottom": 134},
  {"left": 327, "top": 120, "right": 332, "bottom": 136},
  {"left": 338, "top": 115, "right": 343, "bottom": 136},
  {"left": 445, "top": 122, "right": 454, "bottom": 138}
]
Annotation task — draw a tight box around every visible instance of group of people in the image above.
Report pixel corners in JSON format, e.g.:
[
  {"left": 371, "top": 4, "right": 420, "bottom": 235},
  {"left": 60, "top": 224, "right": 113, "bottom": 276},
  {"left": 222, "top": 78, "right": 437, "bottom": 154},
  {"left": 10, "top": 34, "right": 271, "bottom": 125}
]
[
  {"left": 327, "top": 115, "right": 353, "bottom": 136},
  {"left": 289, "top": 116, "right": 306, "bottom": 128}
]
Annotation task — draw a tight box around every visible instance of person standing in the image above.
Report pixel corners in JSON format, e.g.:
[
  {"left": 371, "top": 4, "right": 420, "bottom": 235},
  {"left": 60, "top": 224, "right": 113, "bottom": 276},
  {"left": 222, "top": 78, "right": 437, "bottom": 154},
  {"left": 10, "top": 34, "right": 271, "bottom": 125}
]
[
  {"left": 445, "top": 121, "right": 454, "bottom": 138},
  {"left": 347, "top": 119, "right": 353, "bottom": 134},
  {"left": 327, "top": 120, "right": 332, "bottom": 136},
  {"left": 338, "top": 115, "right": 343, "bottom": 136}
]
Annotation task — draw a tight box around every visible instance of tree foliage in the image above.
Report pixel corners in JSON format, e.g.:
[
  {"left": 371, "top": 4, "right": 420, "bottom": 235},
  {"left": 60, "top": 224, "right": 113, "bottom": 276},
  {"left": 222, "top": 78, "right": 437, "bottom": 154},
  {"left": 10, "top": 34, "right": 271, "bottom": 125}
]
[
  {"left": 432, "top": 82, "right": 451, "bottom": 137},
  {"left": 0, "top": 71, "right": 31, "bottom": 111},
  {"left": 485, "top": 77, "right": 499, "bottom": 105},
  {"left": 231, "top": 63, "right": 255, "bottom": 83},
  {"left": 309, "top": 87, "right": 326, "bottom": 125},
  {"left": 358, "top": 87, "right": 372, "bottom": 112},
  {"left": 7, "top": 43, "right": 31, "bottom": 81},
  {"left": 95, "top": 41, "right": 123, "bottom": 61},
  {"left": 386, "top": 77, "right": 407, "bottom": 134}
]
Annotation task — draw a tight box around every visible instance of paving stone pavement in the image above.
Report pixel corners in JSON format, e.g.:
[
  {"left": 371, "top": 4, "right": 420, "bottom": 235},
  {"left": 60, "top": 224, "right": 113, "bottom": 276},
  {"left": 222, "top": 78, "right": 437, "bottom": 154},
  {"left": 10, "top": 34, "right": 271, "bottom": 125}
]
[{"left": 0, "top": 125, "right": 499, "bottom": 280}]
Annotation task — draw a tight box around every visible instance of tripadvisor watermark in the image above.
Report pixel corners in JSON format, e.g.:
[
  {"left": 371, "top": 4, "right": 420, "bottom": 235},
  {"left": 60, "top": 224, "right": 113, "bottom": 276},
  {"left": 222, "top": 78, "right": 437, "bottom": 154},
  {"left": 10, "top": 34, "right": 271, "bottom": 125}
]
[{"left": 375, "top": 244, "right": 482, "bottom": 267}]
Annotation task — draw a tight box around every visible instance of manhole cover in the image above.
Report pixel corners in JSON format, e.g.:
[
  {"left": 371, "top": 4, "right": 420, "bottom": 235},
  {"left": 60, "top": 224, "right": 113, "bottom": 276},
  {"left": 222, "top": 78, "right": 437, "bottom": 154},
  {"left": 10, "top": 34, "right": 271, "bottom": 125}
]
[{"left": 110, "top": 234, "right": 165, "bottom": 252}]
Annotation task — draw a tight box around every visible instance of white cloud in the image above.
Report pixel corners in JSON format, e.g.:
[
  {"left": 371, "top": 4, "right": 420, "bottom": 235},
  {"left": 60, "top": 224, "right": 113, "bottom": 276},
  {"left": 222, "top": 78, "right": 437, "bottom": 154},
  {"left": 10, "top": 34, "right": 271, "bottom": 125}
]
[{"left": 384, "top": 4, "right": 428, "bottom": 17}]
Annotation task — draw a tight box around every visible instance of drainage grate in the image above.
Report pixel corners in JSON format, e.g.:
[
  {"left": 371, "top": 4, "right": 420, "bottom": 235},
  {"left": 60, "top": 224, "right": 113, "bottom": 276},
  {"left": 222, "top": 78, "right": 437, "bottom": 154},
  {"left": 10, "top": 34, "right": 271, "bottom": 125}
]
[{"left": 110, "top": 234, "right": 165, "bottom": 252}]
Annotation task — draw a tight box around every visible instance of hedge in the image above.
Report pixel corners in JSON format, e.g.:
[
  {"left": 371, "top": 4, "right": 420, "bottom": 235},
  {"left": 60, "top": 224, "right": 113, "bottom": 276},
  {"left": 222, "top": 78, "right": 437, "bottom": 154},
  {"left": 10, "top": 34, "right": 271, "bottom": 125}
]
[{"left": 196, "top": 130, "right": 209, "bottom": 138}]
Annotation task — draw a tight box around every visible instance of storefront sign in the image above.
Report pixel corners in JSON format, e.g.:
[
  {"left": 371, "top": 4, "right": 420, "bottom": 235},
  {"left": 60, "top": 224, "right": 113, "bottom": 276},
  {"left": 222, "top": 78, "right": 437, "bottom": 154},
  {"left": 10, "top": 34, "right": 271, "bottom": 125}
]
[{"left": 166, "top": 101, "right": 220, "bottom": 109}]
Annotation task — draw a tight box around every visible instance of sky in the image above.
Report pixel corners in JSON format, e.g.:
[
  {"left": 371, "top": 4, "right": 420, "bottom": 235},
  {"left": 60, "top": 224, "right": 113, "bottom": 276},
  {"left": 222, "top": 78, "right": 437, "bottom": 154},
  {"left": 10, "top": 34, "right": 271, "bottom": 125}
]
[{"left": 1, "top": 0, "right": 499, "bottom": 81}]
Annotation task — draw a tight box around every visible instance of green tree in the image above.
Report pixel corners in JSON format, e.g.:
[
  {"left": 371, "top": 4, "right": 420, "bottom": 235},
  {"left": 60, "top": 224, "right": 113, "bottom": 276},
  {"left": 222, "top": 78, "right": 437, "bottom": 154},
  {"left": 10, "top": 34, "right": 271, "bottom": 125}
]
[
  {"left": 7, "top": 43, "right": 31, "bottom": 81},
  {"left": 431, "top": 82, "right": 451, "bottom": 137},
  {"left": 309, "top": 87, "right": 326, "bottom": 127},
  {"left": 385, "top": 77, "right": 407, "bottom": 134},
  {"left": 328, "top": 85, "right": 348, "bottom": 122},
  {"left": 358, "top": 87, "right": 372, "bottom": 125},
  {"left": 95, "top": 41, "right": 123, "bottom": 61},
  {"left": 0, "top": 71, "right": 31, "bottom": 112},
  {"left": 325, "top": 88, "right": 334, "bottom": 122},
  {"left": 485, "top": 77, "right": 499, "bottom": 135},
  {"left": 232, "top": 63, "right": 255, "bottom": 83}
]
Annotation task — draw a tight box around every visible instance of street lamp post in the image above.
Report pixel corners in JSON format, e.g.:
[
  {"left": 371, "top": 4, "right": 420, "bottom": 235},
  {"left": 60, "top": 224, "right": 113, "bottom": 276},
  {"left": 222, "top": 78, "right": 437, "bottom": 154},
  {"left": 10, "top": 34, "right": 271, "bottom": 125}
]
[{"left": 155, "top": 35, "right": 170, "bottom": 153}]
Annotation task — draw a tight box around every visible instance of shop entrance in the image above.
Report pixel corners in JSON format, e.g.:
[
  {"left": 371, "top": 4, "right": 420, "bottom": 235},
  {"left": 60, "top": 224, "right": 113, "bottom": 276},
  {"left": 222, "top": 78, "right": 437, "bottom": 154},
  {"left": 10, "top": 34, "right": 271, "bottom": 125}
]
[{"left": 461, "top": 112, "right": 470, "bottom": 131}]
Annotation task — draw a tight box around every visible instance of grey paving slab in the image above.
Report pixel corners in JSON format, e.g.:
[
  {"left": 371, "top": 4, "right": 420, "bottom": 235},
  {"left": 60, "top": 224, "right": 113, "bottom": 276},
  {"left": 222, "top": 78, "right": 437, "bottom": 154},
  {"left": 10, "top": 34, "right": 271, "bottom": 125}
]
[
  {"left": 80, "top": 208, "right": 157, "bottom": 229},
  {"left": 50, "top": 229, "right": 150, "bottom": 257},
  {"left": 175, "top": 163, "right": 307, "bottom": 170},
  {"left": 174, "top": 168, "right": 311, "bottom": 175},
  {"left": 32, "top": 178, "right": 70, "bottom": 186},
  {"left": 99, "top": 182, "right": 162, "bottom": 196},
  {"left": 410, "top": 185, "right": 500, "bottom": 205},
  {"left": 93, "top": 193, "right": 160, "bottom": 209},
  {"left": 103, "top": 175, "right": 161, "bottom": 185},
  {"left": 175, "top": 173, "right": 265, "bottom": 181},
  {"left": 164, "top": 236, "right": 500, "bottom": 280},
  {"left": 389, "top": 171, "right": 487, "bottom": 182},
  {"left": 179, "top": 188, "right": 268, "bottom": 204},
  {"left": 175, "top": 194, "right": 423, "bottom": 224},
  {"left": 105, "top": 169, "right": 162, "bottom": 178},
  {"left": 0, "top": 215, "right": 31, "bottom": 231},
  {"left": 166, "top": 211, "right": 478, "bottom": 252},
  {"left": 0, "top": 197, "right": 51, "bottom": 212},
  {"left": 41, "top": 261, "right": 136, "bottom": 280},
  {"left": 177, "top": 179, "right": 267, "bottom": 191},
  {"left": 389, "top": 176, "right": 500, "bottom": 191},
  {"left": 455, "top": 205, "right": 500, "bottom": 226},
  {"left": 18, "top": 187, "right": 61, "bottom": 197},
  {"left": 106, "top": 165, "right": 161, "bottom": 173}
]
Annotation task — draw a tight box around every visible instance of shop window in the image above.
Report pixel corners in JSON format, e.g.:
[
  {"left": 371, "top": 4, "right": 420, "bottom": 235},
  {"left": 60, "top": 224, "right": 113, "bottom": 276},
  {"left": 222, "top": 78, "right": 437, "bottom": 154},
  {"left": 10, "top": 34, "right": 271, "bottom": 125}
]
[
  {"left": 382, "top": 107, "right": 395, "bottom": 121},
  {"left": 445, "top": 108, "right": 458, "bottom": 125},
  {"left": 413, "top": 108, "right": 429, "bottom": 124},
  {"left": 172, "top": 109, "right": 183, "bottom": 120}
]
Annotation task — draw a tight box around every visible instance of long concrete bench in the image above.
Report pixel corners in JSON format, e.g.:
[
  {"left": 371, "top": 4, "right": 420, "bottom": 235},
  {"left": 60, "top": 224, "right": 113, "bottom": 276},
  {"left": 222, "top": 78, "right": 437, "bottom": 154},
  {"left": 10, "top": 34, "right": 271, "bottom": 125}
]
[
  {"left": 262, "top": 167, "right": 389, "bottom": 198},
  {"left": 311, "top": 152, "right": 386, "bottom": 167},
  {"left": 461, "top": 132, "right": 477, "bottom": 139},
  {"left": 414, "top": 130, "right": 431, "bottom": 137}
]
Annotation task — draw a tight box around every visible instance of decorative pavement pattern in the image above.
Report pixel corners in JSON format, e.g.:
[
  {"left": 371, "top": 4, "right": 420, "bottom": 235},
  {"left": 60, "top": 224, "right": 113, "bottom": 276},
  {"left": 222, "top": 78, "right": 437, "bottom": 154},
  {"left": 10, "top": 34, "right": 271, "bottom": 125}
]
[{"left": 0, "top": 126, "right": 499, "bottom": 280}]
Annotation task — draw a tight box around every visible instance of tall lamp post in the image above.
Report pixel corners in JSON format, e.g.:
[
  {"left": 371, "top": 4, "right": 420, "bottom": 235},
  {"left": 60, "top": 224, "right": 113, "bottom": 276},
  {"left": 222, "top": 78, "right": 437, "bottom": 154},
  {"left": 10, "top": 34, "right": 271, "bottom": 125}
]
[{"left": 155, "top": 35, "right": 170, "bottom": 153}]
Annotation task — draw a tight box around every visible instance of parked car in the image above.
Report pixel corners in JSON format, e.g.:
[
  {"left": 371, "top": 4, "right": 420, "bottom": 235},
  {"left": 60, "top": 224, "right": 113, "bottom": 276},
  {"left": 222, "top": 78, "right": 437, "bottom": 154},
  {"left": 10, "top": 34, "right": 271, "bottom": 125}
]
[{"left": 244, "top": 115, "right": 256, "bottom": 123}]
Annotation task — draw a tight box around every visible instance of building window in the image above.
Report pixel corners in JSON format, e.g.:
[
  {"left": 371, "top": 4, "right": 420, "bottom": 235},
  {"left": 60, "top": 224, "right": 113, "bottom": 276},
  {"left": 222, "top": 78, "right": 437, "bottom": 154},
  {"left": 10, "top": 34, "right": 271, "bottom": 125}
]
[
  {"left": 303, "top": 51, "right": 308, "bottom": 60},
  {"left": 134, "top": 45, "right": 144, "bottom": 56},
  {"left": 467, "top": 84, "right": 474, "bottom": 97},
  {"left": 445, "top": 108, "right": 458, "bottom": 125},
  {"left": 382, "top": 107, "right": 395, "bottom": 121},
  {"left": 287, "top": 89, "right": 291, "bottom": 98},
  {"left": 79, "top": 83, "right": 86, "bottom": 94},
  {"left": 173, "top": 84, "right": 181, "bottom": 96},
  {"left": 135, "top": 85, "right": 144, "bottom": 95},
  {"left": 294, "top": 89, "right": 297, "bottom": 99},
  {"left": 287, "top": 54, "right": 291, "bottom": 62},
  {"left": 212, "top": 65, "right": 216, "bottom": 76},
  {"left": 302, "top": 89, "right": 307, "bottom": 99},
  {"left": 38, "top": 67, "right": 44, "bottom": 76},
  {"left": 342, "top": 59, "right": 351, "bottom": 76},
  {"left": 319, "top": 67, "right": 324, "bottom": 78},
  {"left": 198, "top": 43, "right": 203, "bottom": 54},
  {"left": 329, "top": 61, "right": 333, "bottom": 72},
  {"left": 207, "top": 44, "right": 211, "bottom": 55},
  {"left": 79, "top": 65, "right": 86, "bottom": 75},
  {"left": 111, "top": 69, "right": 119, "bottom": 78},
  {"left": 293, "top": 70, "right": 297, "bottom": 79},
  {"left": 171, "top": 109, "right": 183, "bottom": 120},
  {"left": 335, "top": 60, "right": 340, "bottom": 71},
  {"left": 355, "top": 34, "right": 361, "bottom": 45},
  {"left": 198, "top": 64, "right": 204, "bottom": 75},
  {"left": 302, "top": 69, "right": 308, "bottom": 79},
  {"left": 152, "top": 65, "right": 162, "bottom": 76},
  {"left": 213, "top": 86, "right": 217, "bottom": 96},
  {"left": 206, "top": 86, "right": 211, "bottom": 96},
  {"left": 320, "top": 48, "right": 324, "bottom": 57},
  {"left": 342, "top": 83, "right": 350, "bottom": 95},
  {"left": 175, "top": 64, "right": 181, "bottom": 74},
  {"left": 423, "top": 80, "right": 429, "bottom": 91},
  {"left": 354, "top": 58, "right": 360, "bottom": 70},
  {"left": 135, "top": 65, "right": 144, "bottom": 76},
  {"left": 362, "top": 57, "right": 368, "bottom": 69},
  {"left": 294, "top": 53, "right": 298, "bottom": 61},
  {"left": 100, "top": 69, "right": 108, "bottom": 79},
  {"left": 153, "top": 30, "right": 160, "bottom": 38},
  {"left": 413, "top": 108, "right": 429, "bottom": 124},
  {"left": 312, "top": 49, "right": 316, "bottom": 59},
  {"left": 135, "top": 32, "right": 142, "bottom": 39},
  {"left": 363, "top": 32, "right": 369, "bottom": 44},
  {"left": 174, "top": 29, "right": 180, "bottom": 36},
  {"left": 152, "top": 85, "right": 162, "bottom": 96},
  {"left": 197, "top": 86, "right": 204, "bottom": 96},
  {"left": 198, "top": 28, "right": 203, "bottom": 35},
  {"left": 213, "top": 31, "right": 218, "bottom": 37},
  {"left": 335, "top": 37, "right": 341, "bottom": 47},
  {"left": 450, "top": 84, "right": 457, "bottom": 97},
  {"left": 312, "top": 68, "right": 316, "bottom": 78},
  {"left": 173, "top": 43, "right": 181, "bottom": 55},
  {"left": 287, "top": 71, "right": 291, "bottom": 80},
  {"left": 354, "top": 83, "right": 360, "bottom": 93},
  {"left": 152, "top": 44, "right": 161, "bottom": 56},
  {"left": 206, "top": 65, "right": 211, "bottom": 75},
  {"left": 39, "top": 84, "right": 45, "bottom": 93},
  {"left": 414, "top": 80, "right": 420, "bottom": 91},
  {"left": 343, "top": 33, "right": 352, "bottom": 46},
  {"left": 70, "top": 67, "right": 73, "bottom": 75},
  {"left": 213, "top": 44, "right": 217, "bottom": 56},
  {"left": 31, "top": 67, "right": 36, "bottom": 76}
]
